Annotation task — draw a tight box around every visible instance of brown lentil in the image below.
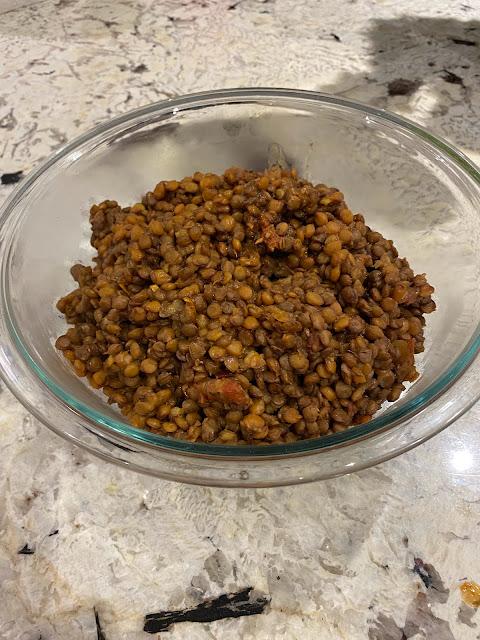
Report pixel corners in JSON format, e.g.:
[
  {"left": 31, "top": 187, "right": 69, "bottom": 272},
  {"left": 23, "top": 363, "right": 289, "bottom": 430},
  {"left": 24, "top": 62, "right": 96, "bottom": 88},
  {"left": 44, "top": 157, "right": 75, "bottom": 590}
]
[{"left": 56, "top": 166, "right": 435, "bottom": 444}]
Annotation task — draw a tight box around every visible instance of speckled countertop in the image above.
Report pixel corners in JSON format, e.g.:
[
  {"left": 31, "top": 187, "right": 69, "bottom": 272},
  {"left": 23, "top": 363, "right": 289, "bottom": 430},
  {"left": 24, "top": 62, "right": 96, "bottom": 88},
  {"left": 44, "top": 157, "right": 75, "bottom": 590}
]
[{"left": 1, "top": 1, "right": 480, "bottom": 638}]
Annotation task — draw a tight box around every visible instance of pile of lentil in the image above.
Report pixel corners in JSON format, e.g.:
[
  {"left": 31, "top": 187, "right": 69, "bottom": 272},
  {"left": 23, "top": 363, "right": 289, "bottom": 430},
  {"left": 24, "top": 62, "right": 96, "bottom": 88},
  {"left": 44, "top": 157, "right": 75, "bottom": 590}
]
[{"left": 56, "top": 166, "right": 435, "bottom": 444}]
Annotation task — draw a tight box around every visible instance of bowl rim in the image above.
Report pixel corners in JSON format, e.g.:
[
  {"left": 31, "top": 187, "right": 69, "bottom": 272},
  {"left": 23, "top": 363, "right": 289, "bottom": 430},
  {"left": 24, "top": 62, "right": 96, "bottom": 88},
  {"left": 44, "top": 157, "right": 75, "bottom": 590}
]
[{"left": 1, "top": 86, "right": 480, "bottom": 460}]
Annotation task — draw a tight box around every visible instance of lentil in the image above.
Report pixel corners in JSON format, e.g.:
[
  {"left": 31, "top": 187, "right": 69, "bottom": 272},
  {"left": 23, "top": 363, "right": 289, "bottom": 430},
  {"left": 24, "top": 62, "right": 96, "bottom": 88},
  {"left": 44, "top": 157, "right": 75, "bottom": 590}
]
[{"left": 56, "top": 166, "right": 435, "bottom": 444}]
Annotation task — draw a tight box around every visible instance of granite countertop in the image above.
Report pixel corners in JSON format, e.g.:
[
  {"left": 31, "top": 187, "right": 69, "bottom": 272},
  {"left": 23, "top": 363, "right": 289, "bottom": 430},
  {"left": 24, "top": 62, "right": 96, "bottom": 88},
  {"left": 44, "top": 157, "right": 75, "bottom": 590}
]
[{"left": 1, "top": 0, "right": 480, "bottom": 638}]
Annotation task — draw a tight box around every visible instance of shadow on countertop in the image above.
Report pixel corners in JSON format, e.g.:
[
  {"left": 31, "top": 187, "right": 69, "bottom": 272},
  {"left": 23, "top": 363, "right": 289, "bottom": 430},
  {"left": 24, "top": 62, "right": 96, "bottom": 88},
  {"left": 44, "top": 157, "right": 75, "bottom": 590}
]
[{"left": 317, "top": 14, "right": 480, "bottom": 158}]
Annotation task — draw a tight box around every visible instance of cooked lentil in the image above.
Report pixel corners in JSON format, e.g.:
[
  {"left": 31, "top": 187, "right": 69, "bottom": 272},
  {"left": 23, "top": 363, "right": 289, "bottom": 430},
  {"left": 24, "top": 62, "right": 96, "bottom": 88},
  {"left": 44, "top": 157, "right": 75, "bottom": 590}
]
[{"left": 56, "top": 166, "right": 435, "bottom": 444}]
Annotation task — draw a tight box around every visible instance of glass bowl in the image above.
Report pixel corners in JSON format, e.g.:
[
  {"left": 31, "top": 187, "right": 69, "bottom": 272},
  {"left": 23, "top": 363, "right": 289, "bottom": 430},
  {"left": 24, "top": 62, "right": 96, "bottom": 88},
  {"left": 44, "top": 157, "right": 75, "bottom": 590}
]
[{"left": 1, "top": 88, "right": 480, "bottom": 487}]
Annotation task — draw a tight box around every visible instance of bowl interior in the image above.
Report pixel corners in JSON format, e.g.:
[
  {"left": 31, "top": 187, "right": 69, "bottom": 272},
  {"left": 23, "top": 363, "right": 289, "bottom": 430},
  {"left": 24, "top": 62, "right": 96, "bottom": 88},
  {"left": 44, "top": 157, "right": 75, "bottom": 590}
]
[{"left": 5, "top": 95, "right": 480, "bottom": 451}]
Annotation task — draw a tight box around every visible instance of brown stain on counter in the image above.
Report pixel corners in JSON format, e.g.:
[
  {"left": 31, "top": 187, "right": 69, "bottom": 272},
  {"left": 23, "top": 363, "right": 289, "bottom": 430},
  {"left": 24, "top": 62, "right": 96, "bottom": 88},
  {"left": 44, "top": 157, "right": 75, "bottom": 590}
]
[{"left": 460, "top": 581, "right": 480, "bottom": 607}]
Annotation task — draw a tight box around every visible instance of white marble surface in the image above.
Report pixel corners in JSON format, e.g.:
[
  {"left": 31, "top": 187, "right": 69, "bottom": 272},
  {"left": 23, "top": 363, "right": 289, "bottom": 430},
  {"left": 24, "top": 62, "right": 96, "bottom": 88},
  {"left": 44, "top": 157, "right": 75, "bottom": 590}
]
[
  {"left": 0, "top": 1, "right": 43, "bottom": 14},
  {"left": 1, "top": 0, "right": 480, "bottom": 638}
]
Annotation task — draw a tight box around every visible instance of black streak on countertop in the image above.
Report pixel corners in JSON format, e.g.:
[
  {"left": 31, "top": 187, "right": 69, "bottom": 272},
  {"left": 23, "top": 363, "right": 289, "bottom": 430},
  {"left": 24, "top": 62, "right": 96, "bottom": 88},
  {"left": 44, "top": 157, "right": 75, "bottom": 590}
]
[
  {"left": 449, "top": 37, "right": 477, "bottom": 46},
  {"left": 144, "top": 587, "right": 270, "bottom": 633},
  {"left": 132, "top": 63, "right": 148, "bottom": 73},
  {"left": 94, "top": 608, "right": 107, "bottom": 640},
  {"left": 18, "top": 544, "right": 34, "bottom": 555},
  {"left": 441, "top": 69, "right": 465, "bottom": 87},
  {"left": 1, "top": 170, "right": 23, "bottom": 185},
  {"left": 387, "top": 78, "right": 420, "bottom": 96}
]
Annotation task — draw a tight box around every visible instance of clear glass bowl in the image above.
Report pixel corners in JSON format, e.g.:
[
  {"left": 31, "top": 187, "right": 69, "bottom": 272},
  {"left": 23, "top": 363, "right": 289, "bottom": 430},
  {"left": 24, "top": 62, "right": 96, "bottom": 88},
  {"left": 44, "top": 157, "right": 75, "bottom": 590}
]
[{"left": 1, "top": 88, "right": 480, "bottom": 487}]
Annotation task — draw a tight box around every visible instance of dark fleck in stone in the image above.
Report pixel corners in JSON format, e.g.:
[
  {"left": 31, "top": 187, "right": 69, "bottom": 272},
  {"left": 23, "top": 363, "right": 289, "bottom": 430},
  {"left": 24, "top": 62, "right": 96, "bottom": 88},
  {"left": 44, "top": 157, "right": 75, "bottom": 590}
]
[
  {"left": 144, "top": 587, "right": 270, "bottom": 633},
  {"left": 413, "top": 557, "right": 433, "bottom": 588},
  {"left": 18, "top": 544, "right": 34, "bottom": 555},
  {"left": 368, "top": 612, "right": 405, "bottom": 640},
  {"left": 95, "top": 608, "right": 107, "bottom": 640},
  {"left": 449, "top": 37, "right": 476, "bottom": 46},
  {"left": 404, "top": 593, "right": 455, "bottom": 639},
  {"left": 1, "top": 170, "right": 23, "bottom": 185},
  {"left": 331, "top": 32, "right": 341, "bottom": 42},
  {"left": 387, "top": 78, "right": 420, "bottom": 96},
  {"left": 441, "top": 69, "right": 465, "bottom": 86},
  {"left": 413, "top": 557, "right": 449, "bottom": 603},
  {"left": 48, "top": 529, "right": 59, "bottom": 536},
  {"left": 458, "top": 602, "right": 477, "bottom": 628},
  {"left": 0, "top": 109, "right": 17, "bottom": 130},
  {"left": 370, "top": 591, "right": 455, "bottom": 640},
  {"left": 132, "top": 63, "right": 148, "bottom": 73},
  {"left": 204, "top": 549, "right": 230, "bottom": 587}
]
